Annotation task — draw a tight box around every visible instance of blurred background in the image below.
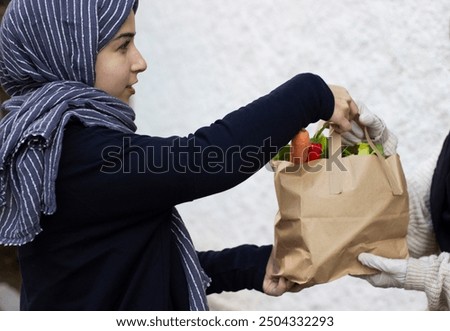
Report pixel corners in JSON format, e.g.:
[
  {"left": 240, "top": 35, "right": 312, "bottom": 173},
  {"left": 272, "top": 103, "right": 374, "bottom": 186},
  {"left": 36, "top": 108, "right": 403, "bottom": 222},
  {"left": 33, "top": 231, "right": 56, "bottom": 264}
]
[{"left": 1, "top": 0, "right": 449, "bottom": 310}]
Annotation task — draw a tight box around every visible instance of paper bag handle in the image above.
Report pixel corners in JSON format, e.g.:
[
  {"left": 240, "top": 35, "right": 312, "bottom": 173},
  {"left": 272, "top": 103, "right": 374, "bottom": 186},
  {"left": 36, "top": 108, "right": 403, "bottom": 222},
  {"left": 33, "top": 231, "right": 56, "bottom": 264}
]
[
  {"left": 361, "top": 126, "right": 403, "bottom": 195},
  {"left": 328, "top": 127, "right": 344, "bottom": 195},
  {"left": 327, "top": 122, "right": 403, "bottom": 196}
]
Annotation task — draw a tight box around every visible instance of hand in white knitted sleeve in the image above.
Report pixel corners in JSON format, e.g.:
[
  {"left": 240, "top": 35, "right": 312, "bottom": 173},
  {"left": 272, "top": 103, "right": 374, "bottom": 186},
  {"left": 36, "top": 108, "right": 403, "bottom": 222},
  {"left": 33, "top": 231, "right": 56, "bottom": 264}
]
[
  {"left": 405, "top": 252, "right": 450, "bottom": 311},
  {"left": 358, "top": 252, "right": 450, "bottom": 311},
  {"left": 341, "top": 103, "right": 398, "bottom": 156},
  {"left": 358, "top": 253, "right": 407, "bottom": 288}
]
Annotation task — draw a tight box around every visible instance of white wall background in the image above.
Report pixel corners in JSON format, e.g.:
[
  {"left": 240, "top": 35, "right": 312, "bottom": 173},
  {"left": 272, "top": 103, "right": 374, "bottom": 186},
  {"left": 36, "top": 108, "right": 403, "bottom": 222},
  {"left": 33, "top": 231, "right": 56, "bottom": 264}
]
[{"left": 132, "top": 0, "right": 450, "bottom": 310}]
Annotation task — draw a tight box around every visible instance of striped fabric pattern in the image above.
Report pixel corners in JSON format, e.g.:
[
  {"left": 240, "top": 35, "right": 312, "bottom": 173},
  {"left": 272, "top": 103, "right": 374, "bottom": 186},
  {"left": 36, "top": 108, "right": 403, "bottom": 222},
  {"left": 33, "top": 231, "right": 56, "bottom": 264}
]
[
  {"left": 0, "top": 0, "right": 209, "bottom": 310},
  {"left": 0, "top": 0, "right": 139, "bottom": 244},
  {"left": 0, "top": 82, "right": 137, "bottom": 244},
  {"left": 172, "top": 209, "right": 210, "bottom": 310}
]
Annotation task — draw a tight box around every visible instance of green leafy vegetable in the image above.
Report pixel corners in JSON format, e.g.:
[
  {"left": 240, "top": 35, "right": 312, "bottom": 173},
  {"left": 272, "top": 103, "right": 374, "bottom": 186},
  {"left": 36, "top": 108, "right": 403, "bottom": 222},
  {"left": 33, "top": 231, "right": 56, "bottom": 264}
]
[{"left": 272, "top": 145, "right": 291, "bottom": 161}]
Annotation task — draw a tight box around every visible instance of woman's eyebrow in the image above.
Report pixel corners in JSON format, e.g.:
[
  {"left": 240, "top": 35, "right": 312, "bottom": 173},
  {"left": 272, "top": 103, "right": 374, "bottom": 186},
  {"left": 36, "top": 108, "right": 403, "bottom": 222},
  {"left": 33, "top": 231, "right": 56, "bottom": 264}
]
[{"left": 113, "top": 32, "right": 136, "bottom": 41}]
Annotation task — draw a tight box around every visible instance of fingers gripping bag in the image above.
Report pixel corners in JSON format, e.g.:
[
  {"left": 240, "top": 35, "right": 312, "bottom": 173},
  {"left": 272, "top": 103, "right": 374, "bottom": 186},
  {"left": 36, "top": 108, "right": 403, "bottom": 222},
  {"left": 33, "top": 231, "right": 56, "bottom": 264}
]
[{"left": 271, "top": 123, "right": 409, "bottom": 288}]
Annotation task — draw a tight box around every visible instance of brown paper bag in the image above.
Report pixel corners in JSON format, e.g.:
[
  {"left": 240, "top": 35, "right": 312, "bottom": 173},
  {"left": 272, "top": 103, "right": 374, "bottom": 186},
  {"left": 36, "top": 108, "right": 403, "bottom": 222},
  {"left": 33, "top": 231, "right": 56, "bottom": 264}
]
[{"left": 272, "top": 127, "right": 409, "bottom": 288}]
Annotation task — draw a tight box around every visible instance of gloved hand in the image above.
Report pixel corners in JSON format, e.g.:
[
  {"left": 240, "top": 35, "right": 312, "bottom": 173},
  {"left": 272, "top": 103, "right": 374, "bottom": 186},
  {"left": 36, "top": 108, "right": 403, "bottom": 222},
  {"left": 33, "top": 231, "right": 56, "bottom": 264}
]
[
  {"left": 341, "top": 103, "right": 398, "bottom": 156},
  {"left": 358, "top": 252, "right": 407, "bottom": 288}
]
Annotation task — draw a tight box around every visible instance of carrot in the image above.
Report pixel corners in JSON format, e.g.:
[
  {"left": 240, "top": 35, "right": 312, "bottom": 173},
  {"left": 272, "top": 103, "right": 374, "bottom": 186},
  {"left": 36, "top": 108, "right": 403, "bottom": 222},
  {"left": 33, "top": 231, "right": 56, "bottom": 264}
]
[{"left": 290, "top": 128, "right": 310, "bottom": 164}]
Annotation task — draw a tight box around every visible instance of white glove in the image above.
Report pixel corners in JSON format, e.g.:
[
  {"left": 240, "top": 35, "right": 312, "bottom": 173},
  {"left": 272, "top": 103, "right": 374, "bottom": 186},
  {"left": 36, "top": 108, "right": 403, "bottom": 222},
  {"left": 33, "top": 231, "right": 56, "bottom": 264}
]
[
  {"left": 358, "top": 252, "right": 407, "bottom": 288},
  {"left": 341, "top": 103, "right": 398, "bottom": 156}
]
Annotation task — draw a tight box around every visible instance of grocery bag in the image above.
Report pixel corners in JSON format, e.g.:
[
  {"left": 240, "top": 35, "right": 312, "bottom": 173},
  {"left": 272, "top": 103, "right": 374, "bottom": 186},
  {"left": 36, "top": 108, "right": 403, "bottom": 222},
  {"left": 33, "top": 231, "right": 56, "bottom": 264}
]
[{"left": 272, "top": 126, "right": 409, "bottom": 288}]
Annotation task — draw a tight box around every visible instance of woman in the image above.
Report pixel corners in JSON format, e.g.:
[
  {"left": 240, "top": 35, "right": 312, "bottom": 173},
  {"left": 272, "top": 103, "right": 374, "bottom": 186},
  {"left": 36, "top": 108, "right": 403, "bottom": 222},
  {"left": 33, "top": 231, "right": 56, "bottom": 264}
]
[{"left": 0, "top": 0, "right": 357, "bottom": 310}]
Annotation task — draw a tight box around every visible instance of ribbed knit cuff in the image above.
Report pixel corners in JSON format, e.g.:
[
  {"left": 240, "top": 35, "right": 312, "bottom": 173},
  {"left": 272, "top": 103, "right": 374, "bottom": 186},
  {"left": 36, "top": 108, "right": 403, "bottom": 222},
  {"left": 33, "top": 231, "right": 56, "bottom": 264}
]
[
  {"left": 405, "top": 257, "right": 428, "bottom": 292},
  {"left": 383, "top": 129, "right": 398, "bottom": 156}
]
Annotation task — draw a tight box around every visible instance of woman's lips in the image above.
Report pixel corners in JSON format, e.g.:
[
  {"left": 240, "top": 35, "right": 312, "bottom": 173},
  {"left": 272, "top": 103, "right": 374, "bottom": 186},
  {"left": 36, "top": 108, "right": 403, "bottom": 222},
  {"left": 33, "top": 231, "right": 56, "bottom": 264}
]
[{"left": 127, "top": 81, "right": 138, "bottom": 95}]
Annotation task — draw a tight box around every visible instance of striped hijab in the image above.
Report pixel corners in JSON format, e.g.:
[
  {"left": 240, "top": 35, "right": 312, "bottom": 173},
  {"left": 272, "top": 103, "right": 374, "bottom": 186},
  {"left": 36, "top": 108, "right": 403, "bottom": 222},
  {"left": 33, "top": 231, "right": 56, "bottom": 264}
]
[{"left": 0, "top": 0, "right": 209, "bottom": 310}]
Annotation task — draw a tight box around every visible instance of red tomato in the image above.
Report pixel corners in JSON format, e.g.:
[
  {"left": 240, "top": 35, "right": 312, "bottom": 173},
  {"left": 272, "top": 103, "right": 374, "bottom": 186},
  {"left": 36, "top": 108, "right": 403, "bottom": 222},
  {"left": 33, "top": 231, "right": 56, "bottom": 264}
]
[{"left": 307, "top": 143, "right": 322, "bottom": 161}]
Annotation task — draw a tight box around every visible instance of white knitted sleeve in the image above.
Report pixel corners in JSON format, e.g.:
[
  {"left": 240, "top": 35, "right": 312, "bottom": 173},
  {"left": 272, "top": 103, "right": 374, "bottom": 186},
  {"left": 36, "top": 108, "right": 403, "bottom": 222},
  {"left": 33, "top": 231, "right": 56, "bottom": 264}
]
[
  {"left": 406, "top": 146, "right": 441, "bottom": 258},
  {"left": 405, "top": 252, "right": 450, "bottom": 311}
]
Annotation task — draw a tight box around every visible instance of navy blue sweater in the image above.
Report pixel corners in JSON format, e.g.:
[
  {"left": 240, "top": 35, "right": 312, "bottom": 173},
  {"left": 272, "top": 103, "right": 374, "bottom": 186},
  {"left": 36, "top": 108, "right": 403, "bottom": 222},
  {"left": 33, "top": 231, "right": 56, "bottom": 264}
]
[{"left": 17, "top": 73, "right": 334, "bottom": 310}]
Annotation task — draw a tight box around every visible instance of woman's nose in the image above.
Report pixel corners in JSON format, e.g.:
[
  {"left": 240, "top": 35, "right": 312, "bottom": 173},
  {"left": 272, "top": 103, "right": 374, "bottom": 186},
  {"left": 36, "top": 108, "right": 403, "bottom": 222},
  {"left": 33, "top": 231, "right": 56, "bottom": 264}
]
[{"left": 132, "top": 48, "right": 147, "bottom": 73}]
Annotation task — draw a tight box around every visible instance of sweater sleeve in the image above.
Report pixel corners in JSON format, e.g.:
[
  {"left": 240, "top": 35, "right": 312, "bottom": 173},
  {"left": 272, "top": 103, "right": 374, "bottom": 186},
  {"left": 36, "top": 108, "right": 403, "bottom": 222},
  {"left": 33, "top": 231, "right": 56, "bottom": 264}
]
[
  {"left": 198, "top": 245, "right": 272, "bottom": 294},
  {"left": 406, "top": 146, "right": 441, "bottom": 258},
  {"left": 175, "top": 73, "right": 334, "bottom": 201},
  {"left": 405, "top": 252, "right": 450, "bottom": 311},
  {"left": 96, "top": 73, "right": 334, "bottom": 213}
]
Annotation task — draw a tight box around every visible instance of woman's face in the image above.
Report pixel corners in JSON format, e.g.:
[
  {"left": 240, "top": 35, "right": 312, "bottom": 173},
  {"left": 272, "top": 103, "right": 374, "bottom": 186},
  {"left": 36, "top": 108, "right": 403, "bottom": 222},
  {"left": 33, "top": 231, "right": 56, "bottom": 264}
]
[{"left": 94, "top": 11, "right": 147, "bottom": 104}]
